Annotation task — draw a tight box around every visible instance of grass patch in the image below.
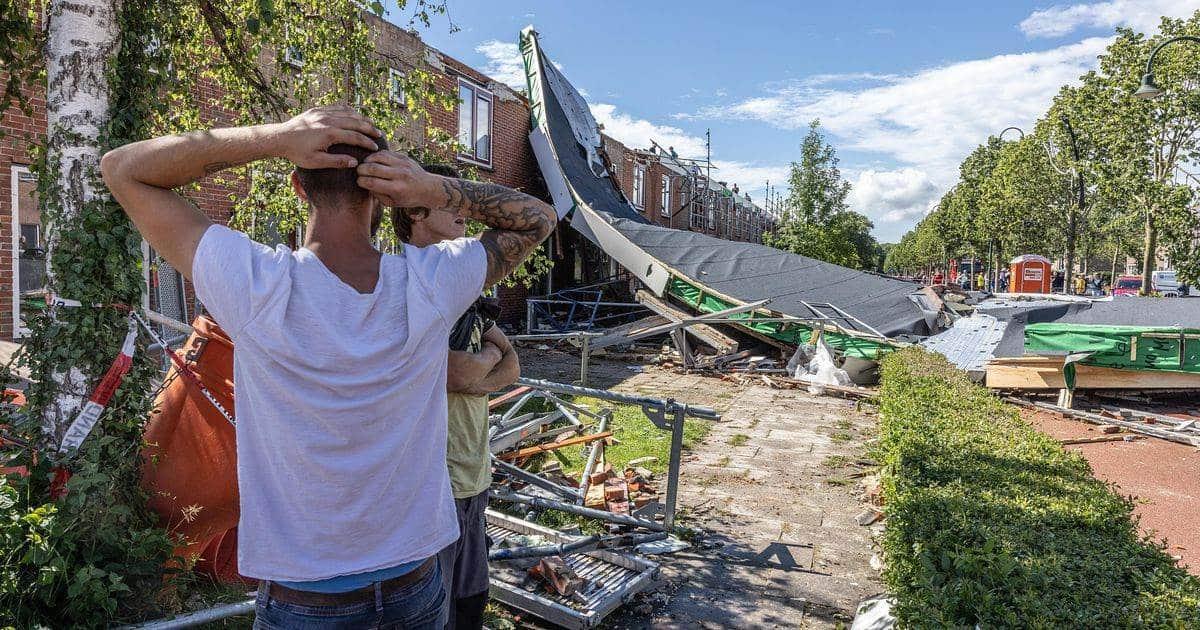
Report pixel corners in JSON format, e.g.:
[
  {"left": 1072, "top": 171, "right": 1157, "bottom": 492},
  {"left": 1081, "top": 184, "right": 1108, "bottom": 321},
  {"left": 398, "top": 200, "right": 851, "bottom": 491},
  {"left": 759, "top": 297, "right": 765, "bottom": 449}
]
[
  {"left": 823, "top": 454, "right": 851, "bottom": 468},
  {"left": 829, "top": 432, "right": 853, "bottom": 443},
  {"left": 546, "top": 397, "right": 711, "bottom": 478},
  {"left": 716, "top": 455, "right": 731, "bottom": 467},
  {"left": 825, "top": 476, "right": 851, "bottom": 486},
  {"left": 727, "top": 434, "right": 749, "bottom": 447},
  {"left": 877, "top": 348, "right": 1200, "bottom": 627}
]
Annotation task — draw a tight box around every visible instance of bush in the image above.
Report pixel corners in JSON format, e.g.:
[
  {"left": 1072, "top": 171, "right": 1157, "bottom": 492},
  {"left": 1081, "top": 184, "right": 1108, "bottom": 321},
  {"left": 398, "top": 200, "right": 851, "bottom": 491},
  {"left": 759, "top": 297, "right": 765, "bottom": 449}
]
[{"left": 877, "top": 348, "right": 1200, "bottom": 628}]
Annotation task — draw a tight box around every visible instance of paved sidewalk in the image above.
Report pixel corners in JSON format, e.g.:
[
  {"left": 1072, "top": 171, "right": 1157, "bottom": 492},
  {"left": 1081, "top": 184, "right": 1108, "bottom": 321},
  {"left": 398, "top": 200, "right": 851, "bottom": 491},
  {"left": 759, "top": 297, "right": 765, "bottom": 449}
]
[{"left": 518, "top": 351, "right": 884, "bottom": 627}]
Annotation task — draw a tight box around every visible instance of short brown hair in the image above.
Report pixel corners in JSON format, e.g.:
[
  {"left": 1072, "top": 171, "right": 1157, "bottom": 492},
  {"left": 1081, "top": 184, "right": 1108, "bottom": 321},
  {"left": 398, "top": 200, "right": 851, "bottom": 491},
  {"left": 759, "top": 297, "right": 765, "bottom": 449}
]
[
  {"left": 393, "top": 163, "right": 460, "bottom": 243},
  {"left": 295, "top": 136, "right": 389, "bottom": 209}
]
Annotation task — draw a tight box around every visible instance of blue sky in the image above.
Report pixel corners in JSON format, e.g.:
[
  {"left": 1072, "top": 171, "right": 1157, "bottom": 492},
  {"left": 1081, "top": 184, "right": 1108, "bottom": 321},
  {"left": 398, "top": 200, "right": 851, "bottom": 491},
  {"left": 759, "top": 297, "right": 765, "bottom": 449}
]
[{"left": 386, "top": 0, "right": 1199, "bottom": 242}]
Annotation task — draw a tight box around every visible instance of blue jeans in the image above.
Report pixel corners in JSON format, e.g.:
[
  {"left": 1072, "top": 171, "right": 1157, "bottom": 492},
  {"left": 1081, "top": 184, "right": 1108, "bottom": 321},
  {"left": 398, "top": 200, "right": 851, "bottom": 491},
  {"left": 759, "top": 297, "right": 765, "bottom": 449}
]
[{"left": 252, "top": 558, "right": 448, "bottom": 629}]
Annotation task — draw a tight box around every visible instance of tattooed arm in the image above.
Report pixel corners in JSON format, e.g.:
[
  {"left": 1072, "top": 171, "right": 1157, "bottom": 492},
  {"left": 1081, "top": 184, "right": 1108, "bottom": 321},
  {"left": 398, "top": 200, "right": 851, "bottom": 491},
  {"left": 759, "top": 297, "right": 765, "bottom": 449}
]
[
  {"left": 101, "top": 106, "right": 381, "bottom": 278},
  {"left": 357, "top": 152, "right": 557, "bottom": 287}
]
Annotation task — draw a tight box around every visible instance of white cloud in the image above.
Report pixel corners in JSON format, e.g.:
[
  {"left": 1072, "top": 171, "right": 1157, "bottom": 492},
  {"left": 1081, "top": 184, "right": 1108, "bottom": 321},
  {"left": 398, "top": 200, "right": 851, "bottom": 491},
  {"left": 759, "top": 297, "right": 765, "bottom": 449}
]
[
  {"left": 474, "top": 40, "right": 526, "bottom": 89},
  {"left": 685, "top": 37, "right": 1117, "bottom": 237},
  {"left": 848, "top": 168, "right": 940, "bottom": 231},
  {"left": 591, "top": 102, "right": 708, "bottom": 157},
  {"left": 474, "top": 40, "right": 563, "bottom": 91},
  {"left": 590, "top": 103, "right": 788, "bottom": 200},
  {"left": 1019, "top": 0, "right": 1200, "bottom": 38}
]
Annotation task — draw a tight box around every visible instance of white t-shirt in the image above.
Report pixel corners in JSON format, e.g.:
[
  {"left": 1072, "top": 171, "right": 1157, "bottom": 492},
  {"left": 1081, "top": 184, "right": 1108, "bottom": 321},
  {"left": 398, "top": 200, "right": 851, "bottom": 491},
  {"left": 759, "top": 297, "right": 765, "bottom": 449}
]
[{"left": 192, "top": 224, "right": 486, "bottom": 581}]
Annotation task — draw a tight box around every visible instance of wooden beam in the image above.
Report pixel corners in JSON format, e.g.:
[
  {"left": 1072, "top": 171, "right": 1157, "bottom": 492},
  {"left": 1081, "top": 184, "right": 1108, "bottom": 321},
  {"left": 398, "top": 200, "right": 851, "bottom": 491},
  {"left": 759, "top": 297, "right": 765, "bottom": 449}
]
[
  {"left": 986, "top": 356, "right": 1200, "bottom": 390},
  {"left": 589, "top": 315, "right": 671, "bottom": 350},
  {"left": 635, "top": 290, "right": 739, "bottom": 354},
  {"left": 497, "top": 431, "right": 615, "bottom": 461},
  {"left": 489, "top": 386, "right": 532, "bottom": 411}
]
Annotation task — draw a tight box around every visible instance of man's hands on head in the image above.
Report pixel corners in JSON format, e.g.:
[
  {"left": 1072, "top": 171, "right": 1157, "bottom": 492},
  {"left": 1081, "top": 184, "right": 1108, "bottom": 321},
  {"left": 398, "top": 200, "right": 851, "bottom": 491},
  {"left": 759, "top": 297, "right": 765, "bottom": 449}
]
[
  {"left": 270, "top": 106, "right": 383, "bottom": 169},
  {"left": 355, "top": 150, "right": 444, "bottom": 209},
  {"left": 100, "top": 105, "right": 384, "bottom": 280}
]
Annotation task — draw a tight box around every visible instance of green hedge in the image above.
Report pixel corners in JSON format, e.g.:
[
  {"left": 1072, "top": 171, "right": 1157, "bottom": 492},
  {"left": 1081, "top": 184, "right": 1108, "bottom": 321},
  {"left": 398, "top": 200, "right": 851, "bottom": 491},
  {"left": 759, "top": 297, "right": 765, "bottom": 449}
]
[{"left": 877, "top": 348, "right": 1200, "bottom": 628}]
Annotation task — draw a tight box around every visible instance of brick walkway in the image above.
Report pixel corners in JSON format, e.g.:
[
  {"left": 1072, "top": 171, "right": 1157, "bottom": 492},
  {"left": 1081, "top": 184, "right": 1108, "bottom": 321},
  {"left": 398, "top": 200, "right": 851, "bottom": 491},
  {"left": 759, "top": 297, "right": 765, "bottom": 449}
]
[{"left": 507, "top": 348, "right": 886, "bottom": 629}]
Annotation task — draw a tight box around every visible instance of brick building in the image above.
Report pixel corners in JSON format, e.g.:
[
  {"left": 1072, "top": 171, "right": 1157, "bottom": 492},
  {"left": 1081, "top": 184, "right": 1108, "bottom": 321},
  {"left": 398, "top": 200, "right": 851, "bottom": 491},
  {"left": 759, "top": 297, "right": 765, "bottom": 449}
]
[
  {"left": 602, "top": 134, "right": 777, "bottom": 244},
  {"left": 0, "top": 14, "right": 546, "bottom": 340}
]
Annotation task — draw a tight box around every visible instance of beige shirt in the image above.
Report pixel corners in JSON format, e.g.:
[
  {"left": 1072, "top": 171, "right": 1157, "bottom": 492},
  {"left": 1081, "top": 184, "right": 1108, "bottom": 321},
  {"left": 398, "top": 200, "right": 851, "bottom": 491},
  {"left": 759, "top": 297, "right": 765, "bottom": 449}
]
[{"left": 446, "top": 317, "right": 492, "bottom": 498}]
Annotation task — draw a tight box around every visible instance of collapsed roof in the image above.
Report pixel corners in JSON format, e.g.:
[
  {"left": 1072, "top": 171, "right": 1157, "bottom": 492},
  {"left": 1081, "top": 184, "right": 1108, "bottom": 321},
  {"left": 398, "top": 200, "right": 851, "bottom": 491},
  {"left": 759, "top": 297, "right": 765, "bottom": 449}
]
[{"left": 518, "top": 27, "right": 931, "bottom": 340}]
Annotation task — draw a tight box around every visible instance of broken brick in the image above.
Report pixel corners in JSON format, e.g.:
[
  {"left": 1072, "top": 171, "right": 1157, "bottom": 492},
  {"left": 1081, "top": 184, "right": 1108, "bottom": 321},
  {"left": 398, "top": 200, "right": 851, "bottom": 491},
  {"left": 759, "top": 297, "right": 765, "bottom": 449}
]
[
  {"left": 584, "top": 484, "right": 607, "bottom": 509},
  {"left": 604, "top": 483, "right": 628, "bottom": 502}
]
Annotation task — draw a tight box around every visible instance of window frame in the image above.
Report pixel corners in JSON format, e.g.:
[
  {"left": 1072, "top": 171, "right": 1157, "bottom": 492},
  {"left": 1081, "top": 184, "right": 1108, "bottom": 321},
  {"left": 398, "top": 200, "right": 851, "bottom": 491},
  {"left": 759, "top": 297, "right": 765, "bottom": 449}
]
[
  {"left": 659, "top": 175, "right": 671, "bottom": 217},
  {"left": 632, "top": 165, "right": 646, "bottom": 209},
  {"left": 388, "top": 68, "right": 407, "bottom": 106},
  {"left": 283, "top": 23, "right": 306, "bottom": 68},
  {"left": 456, "top": 78, "right": 494, "bottom": 168}
]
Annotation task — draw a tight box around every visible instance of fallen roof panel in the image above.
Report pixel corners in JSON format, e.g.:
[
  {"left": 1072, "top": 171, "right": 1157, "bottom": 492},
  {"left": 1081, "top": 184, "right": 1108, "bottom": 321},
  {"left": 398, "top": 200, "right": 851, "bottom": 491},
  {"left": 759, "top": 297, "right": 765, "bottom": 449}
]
[{"left": 519, "top": 27, "right": 928, "bottom": 338}]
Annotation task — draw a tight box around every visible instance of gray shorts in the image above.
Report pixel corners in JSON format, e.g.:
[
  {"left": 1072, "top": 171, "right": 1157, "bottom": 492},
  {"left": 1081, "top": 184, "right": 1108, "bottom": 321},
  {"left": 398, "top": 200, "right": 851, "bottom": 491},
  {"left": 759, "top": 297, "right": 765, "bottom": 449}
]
[{"left": 437, "top": 489, "right": 491, "bottom": 600}]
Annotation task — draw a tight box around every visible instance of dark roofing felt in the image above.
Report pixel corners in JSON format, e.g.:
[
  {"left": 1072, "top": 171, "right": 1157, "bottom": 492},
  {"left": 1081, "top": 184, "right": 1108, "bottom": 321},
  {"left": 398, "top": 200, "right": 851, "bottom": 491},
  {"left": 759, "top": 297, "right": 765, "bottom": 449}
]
[{"left": 536, "top": 48, "right": 929, "bottom": 336}]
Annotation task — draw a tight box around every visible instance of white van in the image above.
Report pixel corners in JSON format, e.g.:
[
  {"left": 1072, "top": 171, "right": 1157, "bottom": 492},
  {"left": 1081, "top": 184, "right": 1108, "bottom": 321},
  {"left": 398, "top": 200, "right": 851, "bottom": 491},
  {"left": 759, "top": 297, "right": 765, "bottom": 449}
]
[{"left": 1151, "top": 270, "right": 1188, "bottom": 297}]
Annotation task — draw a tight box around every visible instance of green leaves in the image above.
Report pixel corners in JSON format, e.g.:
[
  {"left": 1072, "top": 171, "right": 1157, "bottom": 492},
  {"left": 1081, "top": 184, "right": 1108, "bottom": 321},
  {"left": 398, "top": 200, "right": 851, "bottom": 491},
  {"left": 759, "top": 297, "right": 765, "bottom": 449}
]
[
  {"left": 766, "top": 120, "right": 881, "bottom": 270},
  {"left": 877, "top": 349, "right": 1200, "bottom": 626},
  {"left": 890, "top": 11, "right": 1200, "bottom": 283}
]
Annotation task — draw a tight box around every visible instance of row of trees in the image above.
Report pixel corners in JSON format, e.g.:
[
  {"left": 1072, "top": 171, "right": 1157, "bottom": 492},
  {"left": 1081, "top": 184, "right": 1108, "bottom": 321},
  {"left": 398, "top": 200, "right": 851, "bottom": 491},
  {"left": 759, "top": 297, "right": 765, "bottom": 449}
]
[
  {"left": 885, "top": 13, "right": 1200, "bottom": 292},
  {"left": 764, "top": 121, "right": 885, "bottom": 271}
]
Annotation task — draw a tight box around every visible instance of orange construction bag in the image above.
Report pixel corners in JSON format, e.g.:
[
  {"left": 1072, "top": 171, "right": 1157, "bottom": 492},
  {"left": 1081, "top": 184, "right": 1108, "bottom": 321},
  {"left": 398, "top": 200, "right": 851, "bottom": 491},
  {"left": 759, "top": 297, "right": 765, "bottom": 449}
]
[{"left": 140, "top": 315, "right": 241, "bottom": 578}]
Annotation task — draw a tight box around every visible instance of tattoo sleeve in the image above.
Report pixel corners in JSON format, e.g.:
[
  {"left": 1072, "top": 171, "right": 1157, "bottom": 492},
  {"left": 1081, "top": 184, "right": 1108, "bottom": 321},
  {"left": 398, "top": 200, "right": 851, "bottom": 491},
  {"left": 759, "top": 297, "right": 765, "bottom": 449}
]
[{"left": 439, "top": 178, "right": 556, "bottom": 286}]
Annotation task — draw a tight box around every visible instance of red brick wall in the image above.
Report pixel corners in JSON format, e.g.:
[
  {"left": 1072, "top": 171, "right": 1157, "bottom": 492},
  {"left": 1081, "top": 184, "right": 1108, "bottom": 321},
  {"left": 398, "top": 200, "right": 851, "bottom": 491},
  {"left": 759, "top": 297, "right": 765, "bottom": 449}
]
[{"left": 0, "top": 74, "right": 46, "bottom": 340}]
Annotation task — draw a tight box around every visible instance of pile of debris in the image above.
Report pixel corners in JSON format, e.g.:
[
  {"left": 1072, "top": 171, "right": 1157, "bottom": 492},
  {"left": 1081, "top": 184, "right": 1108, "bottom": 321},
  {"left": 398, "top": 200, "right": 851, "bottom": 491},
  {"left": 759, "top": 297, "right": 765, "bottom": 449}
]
[{"left": 483, "top": 377, "right": 717, "bottom": 628}]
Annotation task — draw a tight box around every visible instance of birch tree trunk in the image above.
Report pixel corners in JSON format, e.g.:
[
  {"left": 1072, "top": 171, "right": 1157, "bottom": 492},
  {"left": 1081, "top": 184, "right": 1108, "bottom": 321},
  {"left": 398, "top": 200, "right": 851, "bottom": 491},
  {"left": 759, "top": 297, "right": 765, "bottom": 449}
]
[{"left": 42, "top": 0, "right": 121, "bottom": 439}]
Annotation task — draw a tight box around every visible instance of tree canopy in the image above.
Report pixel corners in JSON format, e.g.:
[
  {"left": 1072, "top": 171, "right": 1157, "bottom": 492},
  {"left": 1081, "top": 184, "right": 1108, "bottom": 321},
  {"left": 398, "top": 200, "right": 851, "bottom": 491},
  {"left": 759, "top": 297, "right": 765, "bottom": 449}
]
[
  {"left": 886, "top": 12, "right": 1200, "bottom": 292},
  {"left": 765, "top": 120, "right": 882, "bottom": 270}
]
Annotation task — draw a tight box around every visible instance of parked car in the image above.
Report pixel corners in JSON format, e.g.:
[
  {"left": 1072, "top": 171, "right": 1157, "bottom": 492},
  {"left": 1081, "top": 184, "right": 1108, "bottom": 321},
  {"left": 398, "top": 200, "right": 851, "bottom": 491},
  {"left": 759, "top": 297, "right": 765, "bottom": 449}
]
[
  {"left": 1112, "top": 275, "right": 1142, "bottom": 296},
  {"left": 1152, "top": 270, "right": 1189, "bottom": 297}
]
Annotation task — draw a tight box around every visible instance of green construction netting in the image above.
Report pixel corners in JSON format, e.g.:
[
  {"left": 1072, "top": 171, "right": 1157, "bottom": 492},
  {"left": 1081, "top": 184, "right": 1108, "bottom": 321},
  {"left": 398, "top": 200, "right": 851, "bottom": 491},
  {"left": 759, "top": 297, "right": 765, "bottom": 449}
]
[
  {"left": 665, "top": 277, "right": 899, "bottom": 360},
  {"left": 1025, "top": 323, "right": 1200, "bottom": 374}
]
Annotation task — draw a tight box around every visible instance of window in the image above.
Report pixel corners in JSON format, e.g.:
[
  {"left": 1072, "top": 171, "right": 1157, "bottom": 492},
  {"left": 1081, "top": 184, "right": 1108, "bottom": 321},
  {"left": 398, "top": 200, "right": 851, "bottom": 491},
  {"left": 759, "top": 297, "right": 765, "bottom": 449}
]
[
  {"left": 632, "top": 166, "right": 645, "bottom": 208},
  {"left": 660, "top": 175, "right": 671, "bottom": 217},
  {"left": 457, "top": 80, "right": 492, "bottom": 165},
  {"left": 388, "top": 68, "right": 406, "bottom": 106},
  {"left": 19, "top": 224, "right": 39, "bottom": 250},
  {"left": 706, "top": 196, "right": 715, "bottom": 229}
]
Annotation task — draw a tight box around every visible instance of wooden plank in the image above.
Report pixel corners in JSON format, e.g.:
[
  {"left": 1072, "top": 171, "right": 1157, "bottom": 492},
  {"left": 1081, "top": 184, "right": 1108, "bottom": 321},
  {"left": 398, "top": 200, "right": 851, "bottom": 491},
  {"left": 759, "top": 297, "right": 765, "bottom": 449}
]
[
  {"left": 635, "top": 290, "right": 738, "bottom": 354},
  {"left": 1005, "top": 397, "right": 1200, "bottom": 447},
  {"left": 497, "top": 431, "right": 614, "bottom": 461},
  {"left": 489, "top": 386, "right": 532, "bottom": 411},
  {"left": 1059, "top": 435, "right": 1142, "bottom": 445},
  {"left": 772, "top": 376, "right": 878, "bottom": 400},
  {"left": 589, "top": 315, "right": 671, "bottom": 350},
  {"left": 0, "top": 340, "right": 30, "bottom": 383},
  {"left": 986, "top": 357, "right": 1200, "bottom": 390}
]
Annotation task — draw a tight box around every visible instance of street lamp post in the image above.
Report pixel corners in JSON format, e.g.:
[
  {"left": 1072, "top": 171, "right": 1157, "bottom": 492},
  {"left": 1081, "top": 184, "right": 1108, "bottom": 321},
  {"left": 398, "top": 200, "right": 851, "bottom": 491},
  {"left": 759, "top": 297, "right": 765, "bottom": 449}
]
[
  {"left": 1134, "top": 35, "right": 1200, "bottom": 100},
  {"left": 999, "top": 126, "right": 1025, "bottom": 141},
  {"left": 1133, "top": 34, "right": 1200, "bottom": 295}
]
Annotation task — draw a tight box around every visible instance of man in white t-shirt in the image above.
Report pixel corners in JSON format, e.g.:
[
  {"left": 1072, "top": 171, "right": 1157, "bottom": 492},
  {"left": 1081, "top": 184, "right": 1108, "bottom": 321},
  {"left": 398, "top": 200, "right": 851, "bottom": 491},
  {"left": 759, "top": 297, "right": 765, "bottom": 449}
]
[{"left": 100, "top": 106, "right": 556, "bottom": 628}]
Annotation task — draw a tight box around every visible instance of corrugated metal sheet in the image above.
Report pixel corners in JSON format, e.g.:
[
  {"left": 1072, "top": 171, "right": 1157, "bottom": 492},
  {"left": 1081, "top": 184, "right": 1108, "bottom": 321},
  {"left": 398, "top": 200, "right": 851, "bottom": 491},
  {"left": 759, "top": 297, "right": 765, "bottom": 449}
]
[
  {"left": 486, "top": 510, "right": 658, "bottom": 629},
  {"left": 921, "top": 314, "right": 1008, "bottom": 377}
]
